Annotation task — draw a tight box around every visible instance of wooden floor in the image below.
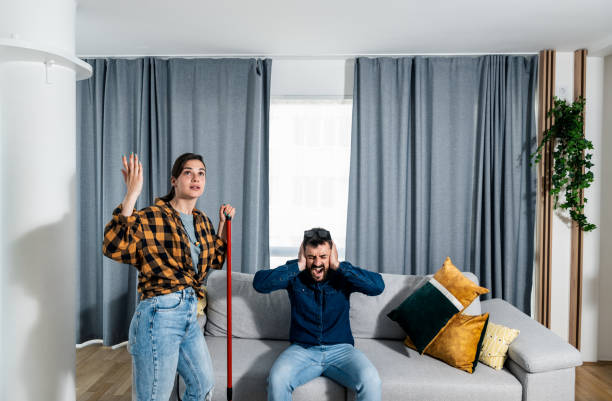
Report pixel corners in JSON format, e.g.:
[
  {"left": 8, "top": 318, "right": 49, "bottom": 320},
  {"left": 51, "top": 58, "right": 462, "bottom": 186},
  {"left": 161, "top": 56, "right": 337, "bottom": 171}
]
[
  {"left": 77, "top": 345, "right": 612, "bottom": 401},
  {"left": 77, "top": 345, "right": 132, "bottom": 401},
  {"left": 576, "top": 363, "right": 612, "bottom": 401}
]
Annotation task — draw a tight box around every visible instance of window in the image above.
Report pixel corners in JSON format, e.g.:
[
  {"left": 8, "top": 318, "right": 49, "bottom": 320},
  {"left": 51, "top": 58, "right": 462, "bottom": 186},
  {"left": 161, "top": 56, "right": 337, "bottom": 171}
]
[{"left": 269, "top": 99, "right": 352, "bottom": 268}]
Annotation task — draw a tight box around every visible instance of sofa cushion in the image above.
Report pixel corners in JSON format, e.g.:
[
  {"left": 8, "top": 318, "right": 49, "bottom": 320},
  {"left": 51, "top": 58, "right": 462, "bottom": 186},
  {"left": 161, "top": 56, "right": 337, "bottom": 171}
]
[
  {"left": 350, "top": 338, "right": 522, "bottom": 401},
  {"left": 405, "top": 313, "right": 490, "bottom": 373},
  {"left": 350, "top": 274, "right": 430, "bottom": 339},
  {"left": 205, "top": 270, "right": 291, "bottom": 339},
  {"left": 205, "top": 337, "right": 345, "bottom": 401},
  {"left": 206, "top": 268, "right": 484, "bottom": 341},
  {"left": 386, "top": 258, "right": 489, "bottom": 352}
]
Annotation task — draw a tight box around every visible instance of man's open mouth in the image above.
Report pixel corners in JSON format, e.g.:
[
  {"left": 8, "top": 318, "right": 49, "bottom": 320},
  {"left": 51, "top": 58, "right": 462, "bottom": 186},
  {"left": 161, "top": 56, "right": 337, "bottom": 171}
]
[{"left": 311, "top": 266, "right": 324, "bottom": 274}]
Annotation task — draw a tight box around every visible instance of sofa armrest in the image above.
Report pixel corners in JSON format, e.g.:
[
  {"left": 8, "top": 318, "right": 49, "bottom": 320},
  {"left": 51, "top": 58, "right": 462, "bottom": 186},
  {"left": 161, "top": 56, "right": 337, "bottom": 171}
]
[{"left": 481, "top": 299, "right": 582, "bottom": 373}]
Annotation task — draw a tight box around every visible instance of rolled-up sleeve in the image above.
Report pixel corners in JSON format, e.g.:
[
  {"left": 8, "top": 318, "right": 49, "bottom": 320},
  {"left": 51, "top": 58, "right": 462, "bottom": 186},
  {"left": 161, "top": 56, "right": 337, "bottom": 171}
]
[
  {"left": 205, "top": 216, "right": 227, "bottom": 271},
  {"left": 210, "top": 236, "right": 227, "bottom": 270},
  {"left": 102, "top": 204, "right": 143, "bottom": 267}
]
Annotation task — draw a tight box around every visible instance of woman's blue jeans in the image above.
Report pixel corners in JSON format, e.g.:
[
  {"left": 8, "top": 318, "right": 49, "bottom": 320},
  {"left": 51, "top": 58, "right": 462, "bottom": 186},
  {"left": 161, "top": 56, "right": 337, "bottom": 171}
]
[
  {"left": 268, "top": 343, "right": 381, "bottom": 401},
  {"left": 128, "top": 287, "right": 214, "bottom": 401}
]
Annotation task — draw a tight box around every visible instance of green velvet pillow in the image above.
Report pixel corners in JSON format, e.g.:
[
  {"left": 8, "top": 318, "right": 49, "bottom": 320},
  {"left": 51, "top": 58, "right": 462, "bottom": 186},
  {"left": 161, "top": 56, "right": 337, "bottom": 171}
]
[{"left": 387, "top": 257, "right": 489, "bottom": 354}]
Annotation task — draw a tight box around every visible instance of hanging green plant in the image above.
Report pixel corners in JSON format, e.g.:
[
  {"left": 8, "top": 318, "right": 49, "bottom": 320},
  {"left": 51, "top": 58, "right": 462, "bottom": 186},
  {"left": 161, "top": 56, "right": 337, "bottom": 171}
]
[{"left": 532, "top": 96, "right": 596, "bottom": 231}]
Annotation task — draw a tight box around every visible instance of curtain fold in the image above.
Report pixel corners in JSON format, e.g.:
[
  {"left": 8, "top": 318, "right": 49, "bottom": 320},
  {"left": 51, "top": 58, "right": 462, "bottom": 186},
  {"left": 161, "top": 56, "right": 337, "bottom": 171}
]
[
  {"left": 346, "top": 56, "right": 538, "bottom": 313},
  {"left": 76, "top": 58, "right": 271, "bottom": 345}
]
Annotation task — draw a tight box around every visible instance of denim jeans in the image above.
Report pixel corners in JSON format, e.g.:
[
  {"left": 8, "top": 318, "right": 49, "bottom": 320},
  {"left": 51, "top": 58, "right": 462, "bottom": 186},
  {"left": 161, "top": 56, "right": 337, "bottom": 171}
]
[
  {"left": 268, "top": 343, "right": 381, "bottom": 401},
  {"left": 128, "top": 287, "right": 214, "bottom": 401}
]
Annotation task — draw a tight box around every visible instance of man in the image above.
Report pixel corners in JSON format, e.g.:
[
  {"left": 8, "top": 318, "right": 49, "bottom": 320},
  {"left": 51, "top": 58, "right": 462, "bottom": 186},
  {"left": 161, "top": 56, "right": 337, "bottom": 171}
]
[{"left": 253, "top": 228, "right": 384, "bottom": 401}]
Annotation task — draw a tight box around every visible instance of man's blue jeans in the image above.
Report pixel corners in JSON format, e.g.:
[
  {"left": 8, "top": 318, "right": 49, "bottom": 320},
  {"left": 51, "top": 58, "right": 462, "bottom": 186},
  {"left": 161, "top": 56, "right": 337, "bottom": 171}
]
[
  {"left": 128, "top": 287, "right": 214, "bottom": 401},
  {"left": 268, "top": 343, "right": 381, "bottom": 401}
]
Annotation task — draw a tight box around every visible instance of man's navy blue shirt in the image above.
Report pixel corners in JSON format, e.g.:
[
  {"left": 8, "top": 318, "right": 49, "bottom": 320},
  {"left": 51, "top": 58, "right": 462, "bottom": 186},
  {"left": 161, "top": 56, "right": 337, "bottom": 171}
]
[{"left": 253, "top": 260, "right": 385, "bottom": 346}]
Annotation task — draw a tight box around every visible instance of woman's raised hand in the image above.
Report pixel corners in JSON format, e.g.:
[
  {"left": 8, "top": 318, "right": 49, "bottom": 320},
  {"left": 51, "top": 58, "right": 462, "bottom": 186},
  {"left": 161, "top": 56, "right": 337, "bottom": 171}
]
[
  {"left": 122, "top": 153, "right": 143, "bottom": 198},
  {"left": 120, "top": 153, "right": 143, "bottom": 216}
]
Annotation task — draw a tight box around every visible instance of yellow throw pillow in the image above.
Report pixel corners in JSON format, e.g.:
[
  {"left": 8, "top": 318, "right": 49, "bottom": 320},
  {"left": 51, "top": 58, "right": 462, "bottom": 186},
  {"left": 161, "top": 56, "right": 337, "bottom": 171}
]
[
  {"left": 197, "top": 287, "right": 208, "bottom": 316},
  {"left": 478, "top": 322, "right": 520, "bottom": 370},
  {"left": 405, "top": 312, "right": 490, "bottom": 373},
  {"left": 433, "top": 257, "right": 490, "bottom": 310}
]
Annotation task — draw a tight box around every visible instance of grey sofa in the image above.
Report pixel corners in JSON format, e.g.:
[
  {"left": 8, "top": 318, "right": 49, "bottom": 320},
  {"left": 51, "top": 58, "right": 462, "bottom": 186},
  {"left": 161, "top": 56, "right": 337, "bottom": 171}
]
[{"left": 171, "top": 269, "right": 582, "bottom": 401}]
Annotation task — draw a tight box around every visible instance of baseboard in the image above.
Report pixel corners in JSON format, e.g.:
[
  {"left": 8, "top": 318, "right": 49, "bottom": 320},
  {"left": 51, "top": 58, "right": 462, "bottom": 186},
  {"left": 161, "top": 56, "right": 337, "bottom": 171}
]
[{"left": 582, "top": 360, "right": 612, "bottom": 366}]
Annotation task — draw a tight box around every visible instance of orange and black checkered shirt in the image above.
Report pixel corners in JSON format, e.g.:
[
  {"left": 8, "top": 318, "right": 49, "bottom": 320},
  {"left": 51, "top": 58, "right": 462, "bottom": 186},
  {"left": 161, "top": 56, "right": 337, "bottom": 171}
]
[{"left": 102, "top": 198, "right": 226, "bottom": 300}]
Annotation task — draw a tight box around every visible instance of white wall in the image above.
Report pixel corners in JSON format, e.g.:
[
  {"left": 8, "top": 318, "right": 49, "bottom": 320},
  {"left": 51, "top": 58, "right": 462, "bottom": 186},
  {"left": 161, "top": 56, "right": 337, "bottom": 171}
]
[
  {"left": 581, "top": 57, "right": 603, "bottom": 362},
  {"left": 271, "top": 59, "right": 353, "bottom": 98},
  {"left": 550, "top": 52, "right": 574, "bottom": 343},
  {"left": 599, "top": 55, "right": 612, "bottom": 361},
  {"left": 549, "top": 52, "right": 607, "bottom": 362}
]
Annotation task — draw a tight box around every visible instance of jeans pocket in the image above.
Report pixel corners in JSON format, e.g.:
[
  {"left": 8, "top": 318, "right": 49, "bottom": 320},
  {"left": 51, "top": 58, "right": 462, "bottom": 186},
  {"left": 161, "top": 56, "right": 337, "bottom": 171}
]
[{"left": 155, "top": 292, "right": 182, "bottom": 311}]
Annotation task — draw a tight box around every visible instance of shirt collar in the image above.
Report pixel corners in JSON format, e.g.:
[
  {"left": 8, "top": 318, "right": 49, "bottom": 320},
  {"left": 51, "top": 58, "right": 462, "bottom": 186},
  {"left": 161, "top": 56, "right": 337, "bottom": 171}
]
[{"left": 155, "top": 198, "right": 203, "bottom": 219}]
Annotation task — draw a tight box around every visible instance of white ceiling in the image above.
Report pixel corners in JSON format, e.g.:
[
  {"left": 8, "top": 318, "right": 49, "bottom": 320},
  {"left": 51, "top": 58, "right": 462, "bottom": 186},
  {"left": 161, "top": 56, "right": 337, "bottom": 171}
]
[{"left": 76, "top": 0, "right": 612, "bottom": 57}]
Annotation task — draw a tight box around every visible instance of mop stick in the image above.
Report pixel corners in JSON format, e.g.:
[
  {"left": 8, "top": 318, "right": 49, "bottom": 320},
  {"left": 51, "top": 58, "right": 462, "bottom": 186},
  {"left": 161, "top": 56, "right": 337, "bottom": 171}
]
[{"left": 226, "top": 215, "right": 233, "bottom": 401}]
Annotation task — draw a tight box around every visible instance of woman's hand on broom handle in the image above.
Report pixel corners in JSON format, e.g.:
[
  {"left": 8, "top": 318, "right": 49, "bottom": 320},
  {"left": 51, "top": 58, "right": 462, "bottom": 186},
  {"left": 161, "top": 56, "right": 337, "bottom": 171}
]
[{"left": 217, "top": 204, "right": 236, "bottom": 240}]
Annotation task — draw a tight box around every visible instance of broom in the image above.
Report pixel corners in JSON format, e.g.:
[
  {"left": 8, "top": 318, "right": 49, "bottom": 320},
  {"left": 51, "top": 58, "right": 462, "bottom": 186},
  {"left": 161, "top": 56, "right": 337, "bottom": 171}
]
[{"left": 226, "top": 214, "right": 233, "bottom": 401}]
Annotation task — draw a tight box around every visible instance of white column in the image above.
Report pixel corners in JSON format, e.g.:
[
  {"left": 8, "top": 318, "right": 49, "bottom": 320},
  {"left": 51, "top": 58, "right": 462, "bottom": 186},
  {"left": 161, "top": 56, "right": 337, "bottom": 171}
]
[{"left": 0, "top": 1, "right": 90, "bottom": 400}]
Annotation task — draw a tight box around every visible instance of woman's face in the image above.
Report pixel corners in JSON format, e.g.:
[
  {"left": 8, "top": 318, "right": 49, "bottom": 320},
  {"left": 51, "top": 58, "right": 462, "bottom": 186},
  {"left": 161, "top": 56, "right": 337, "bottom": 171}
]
[{"left": 171, "top": 159, "right": 206, "bottom": 200}]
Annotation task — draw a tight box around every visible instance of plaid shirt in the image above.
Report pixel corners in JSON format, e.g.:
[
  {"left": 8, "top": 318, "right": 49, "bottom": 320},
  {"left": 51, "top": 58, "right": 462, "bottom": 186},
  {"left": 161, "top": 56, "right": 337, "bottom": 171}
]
[{"left": 102, "top": 198, "right": 227, "bottom": 299}]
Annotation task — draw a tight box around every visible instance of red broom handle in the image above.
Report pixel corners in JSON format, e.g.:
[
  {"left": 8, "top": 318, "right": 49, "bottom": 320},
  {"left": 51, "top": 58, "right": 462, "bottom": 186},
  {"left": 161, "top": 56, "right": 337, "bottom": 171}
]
[{"left": 226, "top": 216, "right": 232, "bottom": 401}]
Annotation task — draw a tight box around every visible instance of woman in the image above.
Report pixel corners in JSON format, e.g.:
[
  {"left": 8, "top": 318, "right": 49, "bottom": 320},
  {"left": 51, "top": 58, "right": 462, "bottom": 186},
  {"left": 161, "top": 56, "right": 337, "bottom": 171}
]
[{"left": 103, "top": 152, "right": 235, "bottom": 401}]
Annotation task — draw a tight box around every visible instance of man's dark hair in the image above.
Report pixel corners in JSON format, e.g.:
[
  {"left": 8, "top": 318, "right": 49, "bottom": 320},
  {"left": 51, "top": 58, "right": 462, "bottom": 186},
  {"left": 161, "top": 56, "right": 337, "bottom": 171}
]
[{"left": 303, "top": 227, "right": 332, "bottom": 250}]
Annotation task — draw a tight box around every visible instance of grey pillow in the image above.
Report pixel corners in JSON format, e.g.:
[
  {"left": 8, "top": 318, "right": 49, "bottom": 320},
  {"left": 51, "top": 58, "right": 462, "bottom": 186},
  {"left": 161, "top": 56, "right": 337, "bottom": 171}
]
[{"left": 204, "top": 270, "right": 291, "bottom": 340}]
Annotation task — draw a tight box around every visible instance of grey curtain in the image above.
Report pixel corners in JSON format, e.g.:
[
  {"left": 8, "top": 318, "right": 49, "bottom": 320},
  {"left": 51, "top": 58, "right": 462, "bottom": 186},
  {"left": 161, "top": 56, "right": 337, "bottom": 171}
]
[
  {"left": 76, "top": 58, "right": 271, "bottom": 345},
  {"left": 346, "top": 56, "right": 538, "bottom": 313}
]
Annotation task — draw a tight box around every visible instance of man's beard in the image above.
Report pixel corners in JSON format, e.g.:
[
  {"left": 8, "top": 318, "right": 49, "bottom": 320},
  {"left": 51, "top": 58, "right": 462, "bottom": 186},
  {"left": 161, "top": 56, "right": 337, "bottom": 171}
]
[{"left": 309, "top": 264, "right": 328, "bottom": 281}]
